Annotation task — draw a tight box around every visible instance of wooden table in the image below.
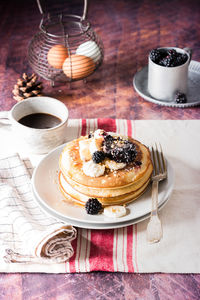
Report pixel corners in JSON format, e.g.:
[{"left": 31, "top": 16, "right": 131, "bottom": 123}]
[{"left": 0, "top": 0, "right": 200, "bottom": 299}]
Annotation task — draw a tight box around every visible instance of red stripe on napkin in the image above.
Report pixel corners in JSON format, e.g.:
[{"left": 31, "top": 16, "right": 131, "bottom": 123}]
[
  {"left": 89, "top": 229, "right": 115, "bottom": 272},
  {"left": 126, "top": 225, "right": 135, "bottom": 272},
  {"left": 127, "top": 119, "right": 132, "bottom": 137},
  {"left": 97, "top": 118, "right": 116, "bottom": 133},
  {"left": 134, "top": 224, "right": 139, "bottom": 272},
  {"left": 66, "top": 235, "right": 78, "bottom": 272},
  {"left": 81, "top": 119, "right": 87, "bottom": 136}
]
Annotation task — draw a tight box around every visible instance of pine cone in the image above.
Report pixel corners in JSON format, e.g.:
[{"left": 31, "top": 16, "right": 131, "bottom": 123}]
[{"left": 12, "top": 73, "right": 43, "bottom": 101}]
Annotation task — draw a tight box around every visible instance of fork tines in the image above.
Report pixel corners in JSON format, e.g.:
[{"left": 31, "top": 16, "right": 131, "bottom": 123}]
[{"left": 151, "top": 143, "right": 167, "bottom": 177}]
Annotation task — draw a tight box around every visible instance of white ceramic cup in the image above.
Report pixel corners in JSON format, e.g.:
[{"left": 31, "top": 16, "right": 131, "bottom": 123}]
[
  {"left": 148, "top": 47, "right": 191, "bottom": 101},
  {"left": 0, "top": 96, "right": 69, "bottom": 154}
]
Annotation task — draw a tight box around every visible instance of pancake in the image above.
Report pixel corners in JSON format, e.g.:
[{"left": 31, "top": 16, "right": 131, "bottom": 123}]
[
  {"left": 58, "top": 131, "right": 153, "bottom": 207},
  {"left": 61, "top": 162, "right": 153, "bottom": 197},
  {"left": 59, "top": 136, "right": 152, "bottom": 188},
  {"left": 59, "top": 171, "right": 150, "bottom": 206}
]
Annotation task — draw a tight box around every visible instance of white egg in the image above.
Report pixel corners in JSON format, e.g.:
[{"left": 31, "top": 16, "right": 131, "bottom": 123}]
[{"left": 76, "top": 41, "right": 102, "bottom": 63}]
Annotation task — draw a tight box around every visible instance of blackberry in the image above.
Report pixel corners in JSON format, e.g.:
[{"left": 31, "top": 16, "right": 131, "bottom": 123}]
[
  {"left": 174, "top": 53, "right": 188, "bottom": 66},
  {"left": 174, "top": 92, "right": 187, "bottom": 104},
  {"left": 135, "top": 160, "right": 142, "bottom": 166},
  {"left": 182, "top": 54, "right": 188, "bottom": 64},
  {"left": 104, "top": 134, "right": 114, "bottom": 142},
  {"left": 103, "top": 136, "right": 137, "bottom": 163},
  {"left": 103, "top": 135, "right": 114, "bottom": 157},
  {"left": 150, "top": 49, "right": 162, "bottom": 63},
  {"left": 174, "top": 54, "right": 183, "bottom": 66},
  {"left": 160, "top": 55, "right": 175, "bottom": 67},
  {"left": 88, "top": 132, "right": 94, "bottom": 139},
  {"left": 85, "top": 198, "right": 103, "bottom": 215},
  {"left": 92, "top": 151, "right": 105, "bottom": 164},
  {"left": 151, "top": 48, "right": 188, "bottom": 67},
  {"left": 111, "top": 142, "right": 137, "bottom": 163},
  {"left": 167, "top": 49, "right": 176, "bottom": 57}
]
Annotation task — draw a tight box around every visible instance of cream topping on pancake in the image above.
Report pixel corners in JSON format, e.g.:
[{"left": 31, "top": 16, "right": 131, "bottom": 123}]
[{"left": 82, "top": 160, "right": 105, "bottom": 177}]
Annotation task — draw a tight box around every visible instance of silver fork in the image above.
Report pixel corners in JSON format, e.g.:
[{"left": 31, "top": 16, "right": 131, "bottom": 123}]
[{"left": 147, "top": 144, "right": 167, "bottom": 243}]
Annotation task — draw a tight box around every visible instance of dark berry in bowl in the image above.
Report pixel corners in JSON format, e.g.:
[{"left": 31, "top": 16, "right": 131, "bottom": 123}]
[
  {"left": 167, "top": 49, "right": 176, "bottom": 57},
  {"left": 150, "top": 49, "right": 162, "bottom": 63},
  {"left": 174, "top": 92, "right": 187, "bottom": 104},
  {"left": 92, "top": 151, "right": 105, "bottom": 164},
  {"left": 85, "top": 198, "right": 103, "bottom": 215},
  {"left": 175, "top": 53, "right": 188, "bottom": 66},
  {"left": 150, "top": 48, "right": 188, "bottom": 67},
  {"left": 160, "top": 55, "right": 175, "bottom": 67}
]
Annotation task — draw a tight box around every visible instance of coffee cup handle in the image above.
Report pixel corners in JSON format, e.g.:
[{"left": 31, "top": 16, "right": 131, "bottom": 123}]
[
  {"left": 184, "top": 47, "right": 192, "bottom": 62},
  {"left": 0, "top": 111, "right": 12, "bottom": 129}
]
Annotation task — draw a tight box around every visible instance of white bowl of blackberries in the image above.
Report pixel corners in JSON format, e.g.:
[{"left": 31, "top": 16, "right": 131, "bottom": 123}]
[{"left": 148, "top": 47, "right": 192, "bottom": 103}]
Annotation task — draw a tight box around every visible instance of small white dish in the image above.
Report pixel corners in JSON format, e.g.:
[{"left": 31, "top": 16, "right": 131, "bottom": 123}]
[
  {"left": 133, "top": 60, "right": 200, "bottom": 108},
  {"left": 31, "top": 143, "right": 174, "bottom": 228}
]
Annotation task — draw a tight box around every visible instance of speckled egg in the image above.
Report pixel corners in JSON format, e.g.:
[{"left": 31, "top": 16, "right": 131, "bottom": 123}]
[
  {"left": 62, "top": 54, "right": 95, "bottom": 80},
  {"left": 76, "top": 41, "right": 102, "bottom": 63},
  {"left": 47, "top": 45, "right": 68, "bottom": 69}
]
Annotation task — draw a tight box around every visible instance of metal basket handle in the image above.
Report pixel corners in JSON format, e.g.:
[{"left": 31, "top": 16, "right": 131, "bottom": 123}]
[{"left": 36, "top": 0, "right": 88, "bottom": 20}]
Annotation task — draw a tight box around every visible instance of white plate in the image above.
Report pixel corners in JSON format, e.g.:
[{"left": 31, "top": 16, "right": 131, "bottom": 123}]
[
  {"left": 32, "top": 143, "right": 174, "bottom": 226},
  {"left": 133, "top": 60, "right": 200, "bottom": 108},
  {"left": 32, "top": 189, "right": 169, "bottom": 229}
]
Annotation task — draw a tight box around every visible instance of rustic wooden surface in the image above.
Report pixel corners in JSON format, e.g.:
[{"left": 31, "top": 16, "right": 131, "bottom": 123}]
[
  {"left": 0, "top": 0, "right": 200, "bottom": 299},
  {"left": 0, "top": 0, "right": 200, "bottom": 118}
]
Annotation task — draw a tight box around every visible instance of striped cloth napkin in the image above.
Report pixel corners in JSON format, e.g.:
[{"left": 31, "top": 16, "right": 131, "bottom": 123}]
[
  {"left": 0, "top": 118, "right": 200, "bottom": 273},
  {"left": 0, "top": 154, "right": 77, "bottom": 264}
]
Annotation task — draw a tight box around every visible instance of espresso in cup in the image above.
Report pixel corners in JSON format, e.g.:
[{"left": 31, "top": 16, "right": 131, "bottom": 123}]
[
  {"left": 0, "top": 96, "right": 69, "bottom": 154},
  {"left": 148, "top": 47, "right": 191, "bottom": 102},
  {"left": 18, "top": 113, "right": 62, "bottom": 129}
]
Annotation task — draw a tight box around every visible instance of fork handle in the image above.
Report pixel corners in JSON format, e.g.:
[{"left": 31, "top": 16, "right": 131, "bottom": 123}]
[{"left": 151, "top": 181, "right": 159, "bottom": 216}]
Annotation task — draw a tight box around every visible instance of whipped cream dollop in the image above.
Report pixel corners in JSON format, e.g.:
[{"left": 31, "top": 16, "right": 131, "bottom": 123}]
[
  {"left": 82, "top": 160, "right": 105, "bottom": 177},
  {"left": 93, "top": 129, "right": 105, "bottom": 139}
]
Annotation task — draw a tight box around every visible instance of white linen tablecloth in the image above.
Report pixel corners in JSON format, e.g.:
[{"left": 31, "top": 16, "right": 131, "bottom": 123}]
[{"left": 0, "top": 119, "right": 199, "bottom": 273}]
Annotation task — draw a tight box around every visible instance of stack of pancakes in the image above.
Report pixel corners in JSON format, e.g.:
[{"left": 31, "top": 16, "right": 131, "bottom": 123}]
[{"left": 58, "top": 132, "right": 153, "bottom": 207}]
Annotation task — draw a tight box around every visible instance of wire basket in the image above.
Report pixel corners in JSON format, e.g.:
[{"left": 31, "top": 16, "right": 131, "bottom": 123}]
[{"left": 28, "top": 0, "right": 104, "bottom": 85}]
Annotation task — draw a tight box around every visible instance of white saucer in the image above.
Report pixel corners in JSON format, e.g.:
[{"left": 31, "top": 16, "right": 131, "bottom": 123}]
[
  {"left": 31, "top": 143, "right": 174, "bottom": 228},
  {"left": 133, "top": 60, "right": 200, "bottom": 108}
]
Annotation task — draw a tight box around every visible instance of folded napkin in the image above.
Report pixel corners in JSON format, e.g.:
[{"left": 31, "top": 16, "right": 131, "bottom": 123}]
[{"left": 0, "top": 154, "right": 77, "bottom": 264}]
